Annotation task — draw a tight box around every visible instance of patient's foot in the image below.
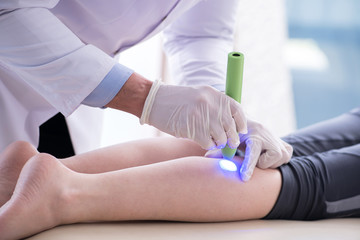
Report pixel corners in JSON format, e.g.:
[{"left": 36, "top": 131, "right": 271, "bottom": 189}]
[
  {"left": 0, "top": 141, "right": 38, "bottom": 207},
  {"left": 0, "top": 153, "right": 72, "bottom": 240}
]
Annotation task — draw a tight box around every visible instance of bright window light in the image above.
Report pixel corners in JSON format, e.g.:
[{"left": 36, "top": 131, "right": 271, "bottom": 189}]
[{"left": 284, "top": 38, "right": 329, "bottom": 71}]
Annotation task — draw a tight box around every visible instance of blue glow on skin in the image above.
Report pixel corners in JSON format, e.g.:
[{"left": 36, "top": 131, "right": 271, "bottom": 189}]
[{"left": 219, "top": 159, "right": 238, "bottom": 172}]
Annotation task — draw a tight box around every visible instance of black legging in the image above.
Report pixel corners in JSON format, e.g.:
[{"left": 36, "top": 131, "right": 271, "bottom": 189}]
[
  {"left": 37, "top": 113, "right": 75, "bottom": 158},
  {"left": 265, "top": 108, "right": 360, "bottom": 220}
]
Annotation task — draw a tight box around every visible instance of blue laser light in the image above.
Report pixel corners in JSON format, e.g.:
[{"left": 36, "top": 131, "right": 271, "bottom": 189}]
[{"left": 219, "top": 159, "right": 238, "bottom": 172}]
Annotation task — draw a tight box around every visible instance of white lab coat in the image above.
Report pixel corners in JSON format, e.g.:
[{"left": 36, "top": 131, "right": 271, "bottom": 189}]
[{"left": 0, "top": 0, "right": 238, "bottom": 153}]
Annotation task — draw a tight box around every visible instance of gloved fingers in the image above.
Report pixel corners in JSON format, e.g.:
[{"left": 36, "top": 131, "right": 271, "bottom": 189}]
[
  {"left": 219, "top": 100, "right": 240, "bottom": 149},
  {"left": 204, "top": 149, "right": 222, "bottom": 158},
  {"left": 282, "top": 140, "right": 293, "bottom": 163},
  {"left": 198, "top": 136, "right": 217, "bottom": 151},
  {"left": 273, "top": 140, "right": 293, "bottom": 167},
  {"left": 239, "top": 139, "right": 262, "bottom": 181},
  {"left": 257, "top": 149, "right": 282, "bottom": 169},
  {"left": 276, "top": 141, "right": 293, "bottom": 166},
  {"left": 211, "top": 128, "right": 228, "bottom": 149},
  {"left": 257, "top": 141, "right": 293, "bottom": 169},
  {"left": 224, "top": 120, "right": 240, "bottom": 149},
  {"left": 229, "top": 99, "right": 247, "bottom": 134}
]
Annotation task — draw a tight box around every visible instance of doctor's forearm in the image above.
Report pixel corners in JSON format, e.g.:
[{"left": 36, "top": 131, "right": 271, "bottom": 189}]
[{"left": 105, "top": 72, "right": 153, "bottom": 118}]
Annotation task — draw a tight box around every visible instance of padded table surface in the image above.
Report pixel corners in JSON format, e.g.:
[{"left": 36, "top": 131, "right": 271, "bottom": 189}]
[{"left": 27, "top": 219, "right": 360, "bottom": 240}]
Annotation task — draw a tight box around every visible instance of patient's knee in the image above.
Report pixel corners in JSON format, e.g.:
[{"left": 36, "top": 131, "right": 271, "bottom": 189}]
[{"left": 4, "top": 141, "right": 38, "bottom": 159}]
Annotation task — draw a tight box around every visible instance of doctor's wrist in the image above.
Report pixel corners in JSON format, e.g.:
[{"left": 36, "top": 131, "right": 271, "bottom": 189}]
[{"left": 105, "top": 72, "right": 152, "bottom": 118}]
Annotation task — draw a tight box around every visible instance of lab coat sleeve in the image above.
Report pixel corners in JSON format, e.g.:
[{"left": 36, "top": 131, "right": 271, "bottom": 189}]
[
  {"left": 82, "top": 63, "right": 134, "bottom": 108},
  {"left": 0, "top": 6, "right": 116, "bottom": 117},
  {"left": 163, "top": 0, "right": 239, "bottom": 91},
  {"left": 0, "top": 0, "right": 59, "bottom": 9}
]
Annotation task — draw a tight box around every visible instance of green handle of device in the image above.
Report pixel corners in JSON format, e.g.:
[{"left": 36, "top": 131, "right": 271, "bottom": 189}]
[{"left": 221, "top": 52, "right": 244, "bottom": 160}]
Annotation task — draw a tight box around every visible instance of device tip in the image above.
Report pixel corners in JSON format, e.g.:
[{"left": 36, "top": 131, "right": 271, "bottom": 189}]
[
  {"left": 219, "top": 159, "right": 238, "bottom": 172},
  {"left": 222, "top": 151, "right": 236, "bottom": 160}
]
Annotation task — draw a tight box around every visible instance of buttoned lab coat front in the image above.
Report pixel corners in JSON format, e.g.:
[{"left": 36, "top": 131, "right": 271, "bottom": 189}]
[{"left": 0, "top": 0, "right": 238, "bottom": 153}]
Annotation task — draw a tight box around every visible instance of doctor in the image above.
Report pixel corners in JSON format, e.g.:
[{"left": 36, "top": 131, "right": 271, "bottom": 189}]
[{"left": 0, "top": 0, "right": 292, "bottom": 181}]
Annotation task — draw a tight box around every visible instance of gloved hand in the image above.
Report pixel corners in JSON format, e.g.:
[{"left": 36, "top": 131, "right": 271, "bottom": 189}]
[
  {"left": 140, "top": 80, "right": 247, "bottom": 150},
  {"left": 206, "top": 119, "right": 293, "bottom": 181}
]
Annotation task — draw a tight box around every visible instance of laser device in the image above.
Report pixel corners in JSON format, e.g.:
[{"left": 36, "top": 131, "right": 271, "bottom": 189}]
[{"left": 221, "top": 52, "right": 244, "bottom": 160}]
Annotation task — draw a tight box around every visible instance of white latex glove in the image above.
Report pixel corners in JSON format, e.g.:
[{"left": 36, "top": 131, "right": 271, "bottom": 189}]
[
  {"left": 140, "top": 80, "right": 247, "bottom": 150},
  {"left": 206, "top": 119, "right": 293, "bottom": 181}
]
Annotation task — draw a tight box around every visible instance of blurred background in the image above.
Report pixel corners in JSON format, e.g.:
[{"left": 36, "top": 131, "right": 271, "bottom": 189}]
[
  {"left": 100, "top": 0, "right": 360, "bottom": 147},
  {"left": 285, "top": 0, "right": 360, "bottom": 128}
]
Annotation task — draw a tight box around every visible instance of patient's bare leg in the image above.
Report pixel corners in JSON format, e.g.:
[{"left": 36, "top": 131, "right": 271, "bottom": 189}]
[
  {"left": 0, "top": 141, "right": 38, "bottom": 207},
  {"left": 0, "top": 153, "right": 281, "bottom": 240},
  {"left": 0, "top": 137, "right": 205, "bottom": 207},
  {"left": 61, "top": 137, "right": 206, "bottom": 173}
]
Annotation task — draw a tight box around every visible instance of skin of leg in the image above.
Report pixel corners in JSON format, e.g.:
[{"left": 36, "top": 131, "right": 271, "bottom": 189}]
[
  {"left": 0, "top": 141, "right": 38, "bottom": 207},
  {"left": 60, "top": 137, "right": 207, "bottom": 173},
  {"left": 66, "top": 157, "right": 281, "bottom": 223},
  {"left": 0, "top": 154, "right": 281, "bottom": 240},
  {"left": 0, "top": 137, "right": 205, "bottom": 208},
  {"left": 0, "top": 153, "right": 70, "bottom": 240},
  {"left": 0, "top": 136, "right": 228, "bottom": 238}
]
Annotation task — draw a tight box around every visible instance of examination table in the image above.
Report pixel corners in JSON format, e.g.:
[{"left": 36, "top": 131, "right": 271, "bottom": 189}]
[{"left": 27, "top": 218, "right": 360, "bottom": 240}]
